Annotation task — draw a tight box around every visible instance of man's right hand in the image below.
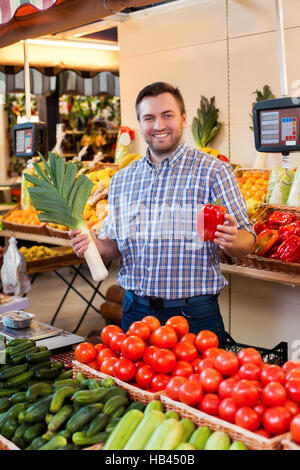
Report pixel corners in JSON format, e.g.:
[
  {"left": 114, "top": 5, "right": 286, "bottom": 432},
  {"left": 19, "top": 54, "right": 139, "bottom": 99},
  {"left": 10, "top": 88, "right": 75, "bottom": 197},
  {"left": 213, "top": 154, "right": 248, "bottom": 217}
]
[{"left": 68, "top": 229, "right": 89, "bottom": 258}]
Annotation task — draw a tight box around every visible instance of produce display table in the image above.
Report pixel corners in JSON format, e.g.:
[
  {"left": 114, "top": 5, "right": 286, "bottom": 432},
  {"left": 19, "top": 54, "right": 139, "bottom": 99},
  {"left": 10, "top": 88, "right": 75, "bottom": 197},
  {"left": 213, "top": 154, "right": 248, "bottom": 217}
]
[{"left": 221, "top": 262, "right": 300, "bottom": 287}]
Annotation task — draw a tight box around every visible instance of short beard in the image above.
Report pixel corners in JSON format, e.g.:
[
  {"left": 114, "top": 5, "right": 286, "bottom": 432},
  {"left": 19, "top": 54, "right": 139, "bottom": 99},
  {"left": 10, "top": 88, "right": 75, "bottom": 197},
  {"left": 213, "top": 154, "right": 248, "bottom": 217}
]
[{"left": 146, "top": 132, "right": 183, "bottom": 157}]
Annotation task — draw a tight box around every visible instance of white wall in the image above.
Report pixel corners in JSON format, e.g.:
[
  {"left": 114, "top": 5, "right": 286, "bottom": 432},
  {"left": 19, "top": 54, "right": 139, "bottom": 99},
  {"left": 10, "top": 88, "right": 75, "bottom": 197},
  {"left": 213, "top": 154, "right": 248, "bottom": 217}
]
[{"left": 118, "top": 0, "right": 300, "bottom": 358}]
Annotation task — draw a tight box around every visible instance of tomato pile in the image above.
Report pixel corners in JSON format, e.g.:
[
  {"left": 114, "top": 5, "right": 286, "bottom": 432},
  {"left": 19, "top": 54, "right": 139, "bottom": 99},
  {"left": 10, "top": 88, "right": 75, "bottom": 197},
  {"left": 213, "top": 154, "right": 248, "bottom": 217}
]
[{"left": 74, "top": 316, "right": 300, "bottom": 440}]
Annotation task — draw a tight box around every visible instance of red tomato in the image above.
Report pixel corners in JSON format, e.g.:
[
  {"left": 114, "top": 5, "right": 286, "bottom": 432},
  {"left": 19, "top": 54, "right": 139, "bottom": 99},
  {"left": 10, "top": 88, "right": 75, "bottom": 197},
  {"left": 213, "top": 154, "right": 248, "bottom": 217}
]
[
  {"left": 165, "top": 376, "right": 188, "bottom": 401},
  {"left": 151, "top": 374, "right": 170, "bottom": 392},
  {"left": 195, "top": 330, "right": 219, "bottom": 353},
  {"left": 255, "top": 429, "right": 272, "bottom": 439},
  {"left": 199, "top": 368, "right": 223, "bottom": 393},
  {"left": 180, "top": 333, "right": 197, "bottom": 344},
  {"left": 142, "top": 315, "right": 161, "bottom": 332},
  {"left": 197, "top": 358, "right": 214, "bottom": 371},
  {"left": 143, "top": 346, "right": 159, "bottom": 366},
  {"left": 85, "top": 360, "right": 99, "bottom": 371},
  {"left": 109, "top": 332, "right": 127, "bottom": 353},
  {"left": 128, "top": 321, "right": 151, "bottom": 342},
  {"left": 214, "top": 351, "right": 239, "bottom": 377},
  {"left": 97, "top": 348, "right": 117, "bottom": 366},
  {"left": 239, "top": 363, "right": 261, "bottom": 381},
  {"left": 121, "top": 336, "right": 146, "bottom": 362},
  {"left": 149, "top": 326, "right": 178, "bottom": 349},
  {"left": 286, "top": 378, "right": 300, "bottom": 402},
  {"left": 101, "top": 325, "right": 123, "bottom": 346},
  {"left": 173, "top": 342, "right": 198, "bottom": 362},
  {"left": 135, "top": 365, "right": 156, "bottom": 389},
  {"left": 290, "top": 414, "right": 300, "bottom": 445},
  {"left": 191, "top": 358, "right": 204, "bottom": 373},
  {"left": 282, "top": 360, "right": 300, "bottom": 374},
  {"left": 178, "top": 381, "right": 203, "bottom": 407},
  {"left": 199, "top": 393, "right": 220, "bottom": 416},
  {"left": 253, "top": 401, "right": 267, "bottom": 416},
  {"left": 171, "top": 361, "right": 194, "bottom": 378},
  {"left": 235, "top": 407, "right": 260, "bottom": 432},
  {"left": 218, "top": 398, "right": 239, "bottom": 423},
  {"left": 262, "top": 406, "right": 292, "bottom": 435},
  {"left": 284, "top": 400, "right": 300, "bottom": 417},
  {"left": 285, "top": 368, "right": 300, "bottom": 382},
  {"left": 202, "top": 347, "right": 223, "bottom": 361},
  {"left": 151, "top": 349, "right": 177, "bottom": 374},
  {"left": 237, "top": 348, "right": 263, "bottom": 368},
  {"left": 113, "top": 357, "right": 136, "bottom": 382},
  {"left": 218, "top": 378, "right": 238, "bottom": 399},
  {"left": 135, "top": 361, "right": 145, "bottom": 370},
  {"left": 189, "top": 373, "right": 201, "bottom": 384},
  {"left": 166, "top": 316, "right": 189, "bottom": 339},
  {"left": 260, "top": 364, "right": 286, "bottom": 386},
  {"left": 261, "top": 381, "right": 287, "bottom": 407},
  {"left": 232, "top": 379, "right": 260, "bottom": 407},
  {"left": 74, "top": 342, "right": 97, "bottom": 364},
  {"left": 100, "top": 357, "right": 118, "bottom": 375},
  {"left": 94, "top": 343, "right": 108, "bottom": 353}
]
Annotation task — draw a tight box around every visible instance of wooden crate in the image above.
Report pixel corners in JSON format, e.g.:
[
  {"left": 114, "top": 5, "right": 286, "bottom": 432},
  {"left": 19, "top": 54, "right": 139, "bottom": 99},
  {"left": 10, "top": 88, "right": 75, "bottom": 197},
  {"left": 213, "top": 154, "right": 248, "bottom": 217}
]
[{"left": 282, "top": 434, "right": 300, "bottom": 450}]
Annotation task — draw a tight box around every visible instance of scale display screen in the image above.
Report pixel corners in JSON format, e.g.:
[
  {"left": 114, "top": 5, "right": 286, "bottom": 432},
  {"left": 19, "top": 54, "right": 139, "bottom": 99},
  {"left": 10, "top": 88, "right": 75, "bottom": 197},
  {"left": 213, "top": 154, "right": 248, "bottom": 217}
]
[
  {"left": 253, "top": 97, "right": 300, "bottom": 153},
  {"left": 13, "top": 122, "right": 48, "bottom": 157}
]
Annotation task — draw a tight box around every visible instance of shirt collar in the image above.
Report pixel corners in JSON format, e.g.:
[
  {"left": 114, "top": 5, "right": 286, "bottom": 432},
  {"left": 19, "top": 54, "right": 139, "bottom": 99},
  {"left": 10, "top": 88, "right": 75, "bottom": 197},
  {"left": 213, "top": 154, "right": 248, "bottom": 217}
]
[{"left": 145, "top": 140, "right": 189, "bottom": 169}]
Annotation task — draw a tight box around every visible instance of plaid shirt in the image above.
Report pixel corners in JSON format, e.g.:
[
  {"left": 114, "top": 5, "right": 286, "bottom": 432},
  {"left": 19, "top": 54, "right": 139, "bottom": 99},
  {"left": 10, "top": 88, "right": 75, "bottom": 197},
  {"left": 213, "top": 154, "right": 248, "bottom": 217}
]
[{"left": 99, "top": 141, "right": 255, "bottom": 299}]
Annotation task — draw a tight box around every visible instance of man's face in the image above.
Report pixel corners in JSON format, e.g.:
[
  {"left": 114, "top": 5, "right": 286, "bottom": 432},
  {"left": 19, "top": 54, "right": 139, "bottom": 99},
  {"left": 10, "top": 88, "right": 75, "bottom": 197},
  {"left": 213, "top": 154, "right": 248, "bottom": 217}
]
[{"left": 138, "top": 92, "right": 187, "bottom": 158}]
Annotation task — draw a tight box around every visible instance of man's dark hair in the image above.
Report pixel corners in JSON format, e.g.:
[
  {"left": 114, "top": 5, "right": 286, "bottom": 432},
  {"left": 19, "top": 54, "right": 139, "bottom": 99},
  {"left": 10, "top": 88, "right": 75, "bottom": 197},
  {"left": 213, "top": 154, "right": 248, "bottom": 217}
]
[{"left": 135, "top": 81, "right": 186, "bottom": 120}]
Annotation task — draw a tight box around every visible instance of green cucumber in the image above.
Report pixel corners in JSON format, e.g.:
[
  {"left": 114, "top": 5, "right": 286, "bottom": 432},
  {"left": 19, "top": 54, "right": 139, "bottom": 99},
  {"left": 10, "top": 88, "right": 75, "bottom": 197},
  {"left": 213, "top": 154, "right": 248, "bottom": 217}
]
[
  {"left": 26, "top": 350, "right": 52, "bottom": 364},
  {"left": 103, "top": 386, "right": 127, "bottom": 400},
  {"left": 165, "top": 410, "right": 180, "bottom": 420},
  {"left": 0, "top": 402, "right": 26, "bottom": 429},
  {"left": 38, "top": 435, "right": 67, "bottom": 450},
  {"left": 50, "top": 385, "right": 77, "bottom": 413},
  {"left": 6, "top": 370, "right": 34, "bottom": 389},
  {"left": 7, "top": 340, "right": 36, "bottom": 356},
  {"left": 22, "top": 394, "right": 53, "bottom": 424},
  {"left": 54, "top": 378, "right": 83, "bottom": 389},
  {"left": 0, "top": 363, "right": 28, "bottom": 381},
  {"left": 124, "top": 410, "right": 165, "bottom": 450},
  {"left": 0, "top": 397, "right": 11, "bottom": 412},
  {"left": 144, "top": 400, "right": 164, "bottom": 416},
  {"left": 72, "top": 431, "right": 109, "bottom": 447},
  {"left": 12, "top": 436, "right": 26, "bottom": 450},
  {"left": 74, "top": 372, "right": 86, "bottom": 383},
  {"left": 111, "top": 405, "right": 126, "bottom": 419},
  {"left": 0, "top": 388, "right": 19, "bottom": 398},
  {"left": 86, "top": 412, "right": 110, "bottom": 437},
  {"left": 229, "top": 441, "right": 248, "bottom": 450},
  {"left": 66, "top": 403, "right": 104, "bottom": 434},
  {"left": 48, "top": 404, "right": 73, "bottom": 433},
  {"left": 14, "top": 422, "right": 28, "bottom": 439},
  {"left": 1, "top": 417, "right": 19, "bottom": 439},
  {"left": 7, "top": 338, "right": 32, "bottom": 347},
  {"left": 34, "top": 367, "right": 61, "bottom": 381},
  {"left": 103, "top": 395, "right": 129, "bottom": 415},
  {"left": 28, "top": 361, "right": 52, "bottom": 372},
  {"left": 105, "top": 418, "right": 121, "bottom": 433},
  {"left": 11, "top": 391, "right": 28, "bottom": 404},
  {"left": 10, "top": 346, "right": 40, "bottom": 365},
  {"left": 204, "top": 431, "right": 231, "bottom": 450},
  {"left": 144, "top": 418, "right": 183, "bottom": 450},
  {"left": 26, "top": 382, "right": 53, "bottom": 402},
  {"left": 100, "top": 377, "right": 115, "bottom": 388},
  {"left": 180, "top": 418, "right": 196, "bottom": 443},
  {"left": 127, "top": 401, "right": 145, "bottom": 412},
  {"left": 25, "top": 436, "right": 48, "bottom": 450},
  {"left": 56, "top": 369, "right": 73, "bottom": 381},
  {"left": 23, "top": 422, "right": 46, "bottom": 443},
  {"left": 72, "top": 387, "right": 108, "bottom": 405},
  {"left": 103, "top": 409, "right": 144, "bottom": 450},
  {"left": 189, "top": 426, "right": 211, "bottom": 450}
]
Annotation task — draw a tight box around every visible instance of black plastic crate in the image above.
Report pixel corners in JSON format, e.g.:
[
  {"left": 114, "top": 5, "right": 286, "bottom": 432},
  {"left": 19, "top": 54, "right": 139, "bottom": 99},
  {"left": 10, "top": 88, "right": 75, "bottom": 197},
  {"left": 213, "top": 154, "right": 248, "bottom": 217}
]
[{"left": 224, "top": 332, "right": 288, "bottom": 366}]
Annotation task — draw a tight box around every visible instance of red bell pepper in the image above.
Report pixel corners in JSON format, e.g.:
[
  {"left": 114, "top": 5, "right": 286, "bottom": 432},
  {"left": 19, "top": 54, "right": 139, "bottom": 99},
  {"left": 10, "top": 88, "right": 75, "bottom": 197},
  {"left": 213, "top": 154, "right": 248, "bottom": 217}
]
[
  {"left": 265, "top": 211, "right": 297, "bottom": 229},
  {"left": 253, "top": 220, "right": 267, "bottom": 236},
  {"left": 269, "top": 235, "right": 300, "bottom": 262},
  {"left": 278, "top": 221, "right": 300, "bottom": 242},
  {"left": 253, "top": 229, "right": 279, "bottom": 257},
  {"left": 197, "top": 200, "right": 227, "bottom": 242}
]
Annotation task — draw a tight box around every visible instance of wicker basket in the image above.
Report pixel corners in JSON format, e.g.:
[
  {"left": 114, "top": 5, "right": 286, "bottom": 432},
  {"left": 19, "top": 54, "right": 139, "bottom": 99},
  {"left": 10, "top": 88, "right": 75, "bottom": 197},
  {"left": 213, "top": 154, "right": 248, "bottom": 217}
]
[
  {"left": 160, "top": 394, "right": 288, "bottom": 450},
  {"left": 2, "top": 204, "right": 47, "bottom": 236},
  {"left": 72, "top": 360, "right": 162, "bottom": 404},
  {"left": 45, "top": 225, "right": 70, "bottom": 239},
  {"left": 0, "top": 435, "right": 20, "bottom": 450},
  {"left": 234, "top": 168, "right": 272, "bottom": 178},
  {"left": 282, "top": 434, "right": 300, "bottom": 450}
]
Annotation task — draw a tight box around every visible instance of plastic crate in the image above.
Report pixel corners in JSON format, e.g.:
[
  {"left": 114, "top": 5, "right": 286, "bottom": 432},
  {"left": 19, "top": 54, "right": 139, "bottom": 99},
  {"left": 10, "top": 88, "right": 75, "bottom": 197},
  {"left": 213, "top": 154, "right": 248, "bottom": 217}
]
[{"left": 224, "top": 332, "right": 288, "bottom": 366}]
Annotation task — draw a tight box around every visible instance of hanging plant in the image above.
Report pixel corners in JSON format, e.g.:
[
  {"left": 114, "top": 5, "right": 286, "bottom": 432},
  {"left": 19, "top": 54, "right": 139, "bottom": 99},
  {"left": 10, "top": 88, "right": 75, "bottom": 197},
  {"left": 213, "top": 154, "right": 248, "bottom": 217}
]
[{"left": 249, "top": 85, "right": 275, "bottom": 131}]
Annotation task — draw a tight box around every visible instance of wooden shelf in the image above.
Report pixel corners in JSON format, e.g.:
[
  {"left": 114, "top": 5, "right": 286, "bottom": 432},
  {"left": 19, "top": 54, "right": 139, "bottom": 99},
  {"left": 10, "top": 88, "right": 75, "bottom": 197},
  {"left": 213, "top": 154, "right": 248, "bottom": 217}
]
[
  {"left": 221, "top": 263, "right": 300, "bottom": 287},
  {"left": 0, "top": 229, "right": 71, "bottom": 247}
]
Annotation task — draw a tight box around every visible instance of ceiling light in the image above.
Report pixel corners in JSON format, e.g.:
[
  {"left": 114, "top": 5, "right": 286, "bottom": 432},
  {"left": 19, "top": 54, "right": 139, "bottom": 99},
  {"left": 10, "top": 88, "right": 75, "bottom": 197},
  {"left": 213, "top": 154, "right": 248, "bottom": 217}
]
[{"left": 25, "top": 39, "right": 119, "bottom": 51}]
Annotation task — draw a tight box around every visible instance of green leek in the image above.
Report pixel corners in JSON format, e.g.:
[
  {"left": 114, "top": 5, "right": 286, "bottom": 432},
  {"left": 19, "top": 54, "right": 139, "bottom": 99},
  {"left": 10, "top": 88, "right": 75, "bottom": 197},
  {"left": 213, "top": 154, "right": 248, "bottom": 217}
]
[{"left": 24, "top": 152, "right": 108, "bottom": 282}]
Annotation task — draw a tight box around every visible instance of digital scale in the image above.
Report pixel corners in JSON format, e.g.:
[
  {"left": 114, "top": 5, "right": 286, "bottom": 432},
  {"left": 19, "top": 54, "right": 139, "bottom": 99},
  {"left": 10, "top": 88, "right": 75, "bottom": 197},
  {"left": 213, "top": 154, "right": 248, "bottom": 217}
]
[
  {"left": 12, "top": 122, "right": 48, "bottom": 158},
  {"left": 253, "top": 97, "right": 300, "bottom": 166}
]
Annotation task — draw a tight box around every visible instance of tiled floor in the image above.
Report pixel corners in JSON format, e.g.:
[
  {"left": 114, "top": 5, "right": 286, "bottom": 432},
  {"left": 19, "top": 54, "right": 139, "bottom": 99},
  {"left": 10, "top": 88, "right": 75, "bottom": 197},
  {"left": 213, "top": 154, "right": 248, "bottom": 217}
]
[{"left": 25, "top": 261, "right": 120, "bottom": 340}]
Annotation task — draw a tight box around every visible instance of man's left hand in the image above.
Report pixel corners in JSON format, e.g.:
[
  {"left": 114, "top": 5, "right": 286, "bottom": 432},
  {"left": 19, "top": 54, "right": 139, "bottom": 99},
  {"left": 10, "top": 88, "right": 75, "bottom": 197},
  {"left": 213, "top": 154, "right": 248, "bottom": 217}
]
[{"left": 214, "top": 213, "right": 238, "bottom": 250}]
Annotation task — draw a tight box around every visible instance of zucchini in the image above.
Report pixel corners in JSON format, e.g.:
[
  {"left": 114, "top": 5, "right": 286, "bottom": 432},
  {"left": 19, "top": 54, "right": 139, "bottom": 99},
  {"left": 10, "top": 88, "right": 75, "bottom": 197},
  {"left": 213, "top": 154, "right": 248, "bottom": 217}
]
[
  {"left": 26, "top": 382, "right": 53, "bottom": 403},
  {"left": 103, "top": 409, "right": 144, "bottom": 450},
  {"left": 0, "top": 402, "right": 26, "bottom": 429},
  {"left": 127, "top": 401, "right": 146, "bottom": 412},
  {"left": 6, "top": 370, "right": 34, "bottom": 389},
  {"left": 1, "top": 417, "right": 19, "bottom": 440},
  {"left": 0, "top": 364, "right": 28, "bottom": 381},
  {"left": 58, "top": 443, "right": 79, "bottom": 450},
  {"left": 51, "top": 361, "right": 64, "bottom": 372},
  {"left": 103, "top": 386, "right": 127, "bottom": 400},
  {"left": 229, "top": 441, "right": 248, "bottom": 450},
  {"left": 72, "top": 431, "right": 109, "bottom": 447},
  {"left": 86, "top": 412, "right": 110, "bottom": 437},
  {"left": 165, "top": 410, "right": 180, "bottom": 420},
  {"left": 180, "top": 418, "right": 196, "bottom": 443},
  {"left": 26, "top": 349, "right": 52, "bottom": 364},
  {"left": 50, "top": 385, "right": 77, "bottom": 413},
  {"left": 0, "top": 397, "right": 11, "bottom": 412},
  {"left": 54, "top": 378, "right": 82, "bottom": 389},
  {"left": 28, "top": 361, "right": 52, "bottom": 372},
  {"left": 23, "top": 422, "right": 46, "bottom": 443},
  {"left": 189, "top": 426, "right": 211, "bottom": 450},
  {"left": 105, "top": 419, "right": 121, "bottom": 434},
  {"left": 14, "top": 422, "right": 28, "bottom": 439},
  {"left": 144, "top": 400, "right": 164, "bottom": 416},
  {"left": 204, "top": 431, "right": 231, "bottom": 450},
  {"left": 56, "top": 369, "right": 73, "bottom": 381},
  {"left": 22, "top": 394, "right": 53, "bottom": 424},
  {"left": 175, "top": 442, "right": 196, "bottom": 450},
  {"left": 48, "top": 404, "right": 73, "bottom": 433},
  {"left": 12, "top": 436, "right": 26, "bottom": 450},
  {"left": 10, "top": 346, "right": 40, "bottom": 365},
  {"left": 103, "top": 395, "right": 129, "bottom": 415},
  {"left": 34, "top": 367, "right": 61, "bottom": 381},
  {"left": 7, "top": 338, "right": 32, "bottom": 347},
  {"left": 25, "top": 436, "right": 48, "bottom": 450},
  {"left": 38, "top": 435, "right": 67, "bottom": 450},
  {"left": 66, "top": 403, "right": 104, "bottom": 434},
  {"left": 0, "top": 388, "right": 19, "bottom": 398},
  {"left": 6, "top": 340, "right": 36, "bottom": 356},
  {"left": 144, "top": 418, "right": 183, "bottom": 450},
  {"left": 111, "top": 405, "right": 126, "bottom": 419},
  {"left": 72, "top": 388, "right": 108, "bottom": 405},
  {"left": 11, "top": 391, "right": 28, "bottom": 404},
  {"left": 124, "top": 410, "right": 166, "bottom": 450}
]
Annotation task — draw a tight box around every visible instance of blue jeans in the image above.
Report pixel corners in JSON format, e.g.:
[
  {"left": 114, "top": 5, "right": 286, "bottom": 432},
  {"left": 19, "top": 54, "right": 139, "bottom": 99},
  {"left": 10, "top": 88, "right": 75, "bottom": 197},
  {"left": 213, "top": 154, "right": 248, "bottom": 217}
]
[{"left": 121, "top": 290, "right": 226, "bottom": 348}]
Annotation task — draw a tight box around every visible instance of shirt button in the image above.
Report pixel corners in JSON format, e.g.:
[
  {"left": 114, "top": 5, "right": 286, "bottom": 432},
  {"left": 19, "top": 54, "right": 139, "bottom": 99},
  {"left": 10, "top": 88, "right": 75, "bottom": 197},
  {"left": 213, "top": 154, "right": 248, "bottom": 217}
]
[{"left": 147, "top": 267, "right": 151, "bottom": 272}]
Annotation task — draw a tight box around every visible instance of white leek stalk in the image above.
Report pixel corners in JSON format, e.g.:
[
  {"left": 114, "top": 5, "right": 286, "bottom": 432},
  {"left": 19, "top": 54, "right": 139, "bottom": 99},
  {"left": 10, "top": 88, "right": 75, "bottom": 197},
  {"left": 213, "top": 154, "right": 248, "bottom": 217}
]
[{"left": 77, "top": 221, "right": 108, "bottom": 281}]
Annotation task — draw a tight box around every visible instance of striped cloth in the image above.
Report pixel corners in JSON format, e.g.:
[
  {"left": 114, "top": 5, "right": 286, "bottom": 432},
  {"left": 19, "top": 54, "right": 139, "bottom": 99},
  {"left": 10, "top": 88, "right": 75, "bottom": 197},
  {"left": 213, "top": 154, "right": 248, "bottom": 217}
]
[
  {"left": 0, "top": 0, "right": 66, "bottom": 25},
  {"left": 99, "top": 141, "right": 255, "bottom": 299}
]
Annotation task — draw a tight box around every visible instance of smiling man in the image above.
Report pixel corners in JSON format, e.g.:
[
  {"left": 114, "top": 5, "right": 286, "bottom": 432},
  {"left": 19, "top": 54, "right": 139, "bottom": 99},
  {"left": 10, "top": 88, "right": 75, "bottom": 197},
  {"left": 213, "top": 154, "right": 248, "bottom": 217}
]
[{"left": 69, "top": 82, "right": 255, "bottom": 346}]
